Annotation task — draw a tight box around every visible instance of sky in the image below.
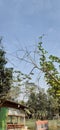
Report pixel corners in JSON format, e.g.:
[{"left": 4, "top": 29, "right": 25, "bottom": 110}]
[{"left": 0, "top": 0, "right": 60, "bottom": 88}]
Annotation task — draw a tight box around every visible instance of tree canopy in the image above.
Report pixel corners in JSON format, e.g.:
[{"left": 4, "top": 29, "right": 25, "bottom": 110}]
[
  {"left": 38, "top": 37, "right": 60, "bottom": 98},
  {"left": 16, "top": 36, "right": 60, "bottom": 99},
  {"left": 0, "top": 39, "right": 13, "bottom": 99}
]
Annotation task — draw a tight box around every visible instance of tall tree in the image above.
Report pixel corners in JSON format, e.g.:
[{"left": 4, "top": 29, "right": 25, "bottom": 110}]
[
  {"left": 0, "top": 39, "right": 13, "bottom": 99},
  {"left": 37, "top": 37, "right": 60, "bottom": 98},
  {"left": 16, "top": 36, "right": 60, "bottom": 98}
]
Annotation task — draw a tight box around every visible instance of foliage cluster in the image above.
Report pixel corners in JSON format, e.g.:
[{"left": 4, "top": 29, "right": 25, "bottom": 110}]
[
  {"left": 0, "top": 40, "right": 13, "bottom": 99},
  {"left": 26, "top": 87, "right": 59, "bottom": 119}
]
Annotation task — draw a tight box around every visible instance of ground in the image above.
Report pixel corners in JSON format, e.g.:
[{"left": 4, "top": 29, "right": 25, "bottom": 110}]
[{"left": 26, "top": 119, "right": 59, "bottom": 130}]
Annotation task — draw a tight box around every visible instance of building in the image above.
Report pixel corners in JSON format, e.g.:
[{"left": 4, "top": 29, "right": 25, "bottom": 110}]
[{"left": 0, "top": 99, "right": 28, "bottom": 130}]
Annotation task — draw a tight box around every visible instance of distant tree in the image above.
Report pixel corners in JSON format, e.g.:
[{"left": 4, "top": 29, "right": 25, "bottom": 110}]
[
  {"left": 8, "top": 70, "right": 37, "bottom": 101},
  {"left": 47, "top": 96, "right": 59, "bottom": 119},
  {"left": 23, "top": 81, "right": 38, "bottom": 100},
  {"left": 27, "top": 87, "right": 48, "bottom": 119}
]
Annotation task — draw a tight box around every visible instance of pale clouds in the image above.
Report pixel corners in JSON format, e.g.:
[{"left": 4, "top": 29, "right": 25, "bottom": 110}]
[{"left": 19, "top": 0, "right": 52, "bottom": 15}]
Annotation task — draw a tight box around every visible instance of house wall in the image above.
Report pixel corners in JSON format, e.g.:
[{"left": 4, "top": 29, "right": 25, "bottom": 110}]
[{"left": 0, "top": 107, "right": 8, "bottom": 130}]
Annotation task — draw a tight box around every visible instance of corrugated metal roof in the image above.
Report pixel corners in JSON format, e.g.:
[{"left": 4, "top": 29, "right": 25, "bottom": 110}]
[{"left": 0, "top": 99, "right": 27, "bottom": 110}]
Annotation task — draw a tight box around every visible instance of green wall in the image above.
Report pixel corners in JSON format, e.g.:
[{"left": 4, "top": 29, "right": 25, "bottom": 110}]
[{"left": 0, "top": 107, "right": 8, "bottom": 130}]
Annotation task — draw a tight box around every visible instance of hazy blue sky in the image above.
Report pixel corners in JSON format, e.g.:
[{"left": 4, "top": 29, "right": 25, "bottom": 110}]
[{"left": 0, "top": 0, "right": 60, "bottom": 87}]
